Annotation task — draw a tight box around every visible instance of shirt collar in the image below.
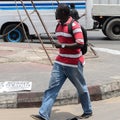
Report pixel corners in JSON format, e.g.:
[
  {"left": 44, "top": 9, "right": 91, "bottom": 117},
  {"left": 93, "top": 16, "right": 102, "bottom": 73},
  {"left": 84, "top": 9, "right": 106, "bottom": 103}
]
[
  {"left": 65, "top": 16, "right": 73, "bottom": 25},
  {"left": 58, "top": 16, "right": 73, "bottom": 25}
]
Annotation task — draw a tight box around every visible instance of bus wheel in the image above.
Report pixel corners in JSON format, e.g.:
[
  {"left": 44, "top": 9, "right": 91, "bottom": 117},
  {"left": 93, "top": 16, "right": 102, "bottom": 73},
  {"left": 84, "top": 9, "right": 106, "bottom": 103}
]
[
  {"left": 2, "top": 24, "right": 25, "bottom": 42},
  {"left": 105, "top": 18, "right": 120, "bottom": 40}
]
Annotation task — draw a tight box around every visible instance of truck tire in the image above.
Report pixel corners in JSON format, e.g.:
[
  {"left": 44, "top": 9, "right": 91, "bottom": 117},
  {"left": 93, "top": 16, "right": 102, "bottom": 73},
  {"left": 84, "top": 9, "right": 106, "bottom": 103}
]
[
  {"left": 102, "top": 20, "right": 108, "bottom": 36},
  {"left": 3, "top": 24, "right": 25, "bottom": 42},
  {"left": 102, "top": 23, "right": 107, "bottom": 36},
  {"left": 105, "top": 18, "right": 120, "bottom": 40}
]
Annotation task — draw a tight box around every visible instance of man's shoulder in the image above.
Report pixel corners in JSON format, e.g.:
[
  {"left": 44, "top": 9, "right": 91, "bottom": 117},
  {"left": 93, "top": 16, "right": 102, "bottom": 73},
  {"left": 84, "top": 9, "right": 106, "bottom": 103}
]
[{"left": 72, "top": 20, "right": 80, "bottom": 28}]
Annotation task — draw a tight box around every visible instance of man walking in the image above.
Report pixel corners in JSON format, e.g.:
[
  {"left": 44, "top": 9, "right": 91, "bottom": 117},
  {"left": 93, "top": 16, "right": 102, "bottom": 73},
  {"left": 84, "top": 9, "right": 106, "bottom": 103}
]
[{"left": 31, "top": 3, "right": 92, "bottom": 120}]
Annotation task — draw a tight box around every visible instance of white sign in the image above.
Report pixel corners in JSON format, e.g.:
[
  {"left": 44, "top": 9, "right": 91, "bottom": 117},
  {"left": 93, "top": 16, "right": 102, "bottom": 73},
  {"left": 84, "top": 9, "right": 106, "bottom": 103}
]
[{"left": 0, "top": 81, "right": 32, "bottom": 93}]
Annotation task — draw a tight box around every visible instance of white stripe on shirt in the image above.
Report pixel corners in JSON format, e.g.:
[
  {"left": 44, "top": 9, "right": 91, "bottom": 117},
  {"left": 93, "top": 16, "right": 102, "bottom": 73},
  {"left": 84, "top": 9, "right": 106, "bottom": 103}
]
[
  {"left": 73, "top": 28, "right": 82, "bottom": 34},
  {"left": 56, "top": 32, "right": 72, "bottom": 37},
  {"left": 59, "top": 53, "right": 82, "bottom": 58},
  {"left": 55, "top": 61, "right": 78, "bottom": 67},
  {"left": 76, "top": 39, "right": 84, "bottom": 43}
]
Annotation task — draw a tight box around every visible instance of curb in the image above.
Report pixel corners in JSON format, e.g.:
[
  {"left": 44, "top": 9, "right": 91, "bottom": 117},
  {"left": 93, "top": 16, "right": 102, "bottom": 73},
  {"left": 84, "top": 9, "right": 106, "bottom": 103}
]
[{"left": 0, "top": 81, "right": 120, "bottom": 108}]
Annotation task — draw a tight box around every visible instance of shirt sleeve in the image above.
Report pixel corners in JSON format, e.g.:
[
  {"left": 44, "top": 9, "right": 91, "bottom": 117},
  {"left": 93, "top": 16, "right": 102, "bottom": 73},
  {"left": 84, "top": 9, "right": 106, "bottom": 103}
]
[{"left": 72, "top": 21, "right": 84, "bottom": 45}]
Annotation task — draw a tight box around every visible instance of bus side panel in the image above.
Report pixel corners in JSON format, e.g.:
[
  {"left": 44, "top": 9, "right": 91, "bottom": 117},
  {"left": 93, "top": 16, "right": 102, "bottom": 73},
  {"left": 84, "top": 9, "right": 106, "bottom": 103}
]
[{"left": 0, "top": 0, "right": 87, "bottom": 35}]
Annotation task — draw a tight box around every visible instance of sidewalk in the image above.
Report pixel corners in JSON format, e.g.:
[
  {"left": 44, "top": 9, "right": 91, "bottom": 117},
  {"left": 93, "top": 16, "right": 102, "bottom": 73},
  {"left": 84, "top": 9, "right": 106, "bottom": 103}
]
[
  {"left": 0, "top": 42, "right": 120, "bottom": 108},
  {"left": 0, "top": 96, "right": 120, "bottom": 120}
]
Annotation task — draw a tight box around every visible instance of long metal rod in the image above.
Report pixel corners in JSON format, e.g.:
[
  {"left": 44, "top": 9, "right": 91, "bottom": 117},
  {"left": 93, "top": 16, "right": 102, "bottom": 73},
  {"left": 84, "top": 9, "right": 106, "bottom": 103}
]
[
  {"left": 30, "top": 0, "right": 55, "bottom": 46},
  {"left": 19, "top": 0, "right": 53, "bottom": 65}
]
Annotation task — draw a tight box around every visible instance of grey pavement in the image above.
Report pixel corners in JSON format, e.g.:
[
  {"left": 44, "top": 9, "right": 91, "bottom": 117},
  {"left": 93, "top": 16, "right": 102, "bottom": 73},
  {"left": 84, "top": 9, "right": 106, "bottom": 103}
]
[
  {"left": 0, "top": 96, "right": 120, "bottom": 120},
  {"left": 0, "top": 42, "right": 120, "bottom": 108}
]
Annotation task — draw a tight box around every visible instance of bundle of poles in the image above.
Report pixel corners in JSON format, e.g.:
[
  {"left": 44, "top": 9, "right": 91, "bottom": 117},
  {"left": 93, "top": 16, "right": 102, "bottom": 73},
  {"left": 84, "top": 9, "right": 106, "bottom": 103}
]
[{"left": 17, "top": 0, "right": 60, "bottom": 66}]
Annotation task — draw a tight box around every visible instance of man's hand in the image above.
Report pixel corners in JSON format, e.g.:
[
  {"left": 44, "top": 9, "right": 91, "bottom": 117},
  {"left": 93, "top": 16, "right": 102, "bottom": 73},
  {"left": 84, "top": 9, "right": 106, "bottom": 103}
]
[{"left": 52, "top": 40, "right": 61, "bottom": 48}]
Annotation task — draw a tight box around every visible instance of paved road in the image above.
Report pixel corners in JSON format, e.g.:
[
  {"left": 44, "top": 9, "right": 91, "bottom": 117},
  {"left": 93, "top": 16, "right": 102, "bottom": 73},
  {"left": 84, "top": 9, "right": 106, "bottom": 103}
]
[
  {"left": 0, "top": 96, "right": 120, "bottom": 120},
  {"left": 0, "top": 41, "right": 120, "bottom": 108},
  {"left": 0, "top": 30, "right": 120, "bottom": 108}
]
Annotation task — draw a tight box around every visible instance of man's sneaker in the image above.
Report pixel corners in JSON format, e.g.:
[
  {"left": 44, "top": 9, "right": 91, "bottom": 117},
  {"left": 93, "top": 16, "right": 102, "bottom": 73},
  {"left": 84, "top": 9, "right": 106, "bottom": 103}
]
[
  {"left": 79, "top": 113, "right": 92, "bottom": 119},
  {"left": 31, "top": 115, "right": 45, "bottom": 120},
  {"left": 66, "top": 113, "right": 92, "bottom": 120},
  {"left": 66, "top": 118, "right": 77, "bottom": 120}
]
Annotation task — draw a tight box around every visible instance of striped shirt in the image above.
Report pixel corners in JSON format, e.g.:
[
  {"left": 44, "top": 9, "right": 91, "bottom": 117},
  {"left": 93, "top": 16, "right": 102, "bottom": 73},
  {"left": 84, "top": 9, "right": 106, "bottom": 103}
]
[{"left": 55, "top": 17, "right": 85, "bottom": 67}]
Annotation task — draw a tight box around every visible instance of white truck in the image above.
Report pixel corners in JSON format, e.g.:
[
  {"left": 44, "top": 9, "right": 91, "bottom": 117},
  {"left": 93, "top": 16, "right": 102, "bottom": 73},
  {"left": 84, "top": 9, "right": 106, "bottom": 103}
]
[
  {"left": 91, "top": 0, "right": 120, "bottom": 40},
  {"left": 0, "top": 0, "right": 120, "bottom": 42}
]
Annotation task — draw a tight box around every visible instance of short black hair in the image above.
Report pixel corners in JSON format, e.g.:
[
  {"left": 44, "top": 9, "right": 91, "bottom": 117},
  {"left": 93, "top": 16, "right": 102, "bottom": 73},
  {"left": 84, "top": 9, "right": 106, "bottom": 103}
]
[{"left": 55, "top": 3, "right": 70, "bottom": 20}]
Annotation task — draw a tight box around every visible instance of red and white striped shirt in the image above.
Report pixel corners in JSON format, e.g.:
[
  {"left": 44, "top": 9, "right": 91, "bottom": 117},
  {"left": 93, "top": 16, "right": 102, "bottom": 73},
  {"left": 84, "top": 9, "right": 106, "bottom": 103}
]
[{"left": 55, "top": 17, "right": 85, "bottom": 67}]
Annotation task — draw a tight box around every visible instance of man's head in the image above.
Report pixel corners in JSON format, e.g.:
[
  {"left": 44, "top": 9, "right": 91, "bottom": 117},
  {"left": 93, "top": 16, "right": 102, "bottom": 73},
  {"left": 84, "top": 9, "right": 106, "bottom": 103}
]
[{"left": 55, "top": 4, "right": 70, "bottom": 24}]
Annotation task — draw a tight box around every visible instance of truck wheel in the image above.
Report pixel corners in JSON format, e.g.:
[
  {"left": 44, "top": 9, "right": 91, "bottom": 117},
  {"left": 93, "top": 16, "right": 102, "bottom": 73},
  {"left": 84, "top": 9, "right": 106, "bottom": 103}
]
[
  {"left": 105, "top": 18, "right": 120, "bottom": 40},
  {"left": 102, "top": 20, "right": 108, "bottom": 36},
  {"left": 3, "top": 24, "right": 25, "bottom": 42},
  {"left": 102, "top": 24, "right": 107, "bottom": 36}
]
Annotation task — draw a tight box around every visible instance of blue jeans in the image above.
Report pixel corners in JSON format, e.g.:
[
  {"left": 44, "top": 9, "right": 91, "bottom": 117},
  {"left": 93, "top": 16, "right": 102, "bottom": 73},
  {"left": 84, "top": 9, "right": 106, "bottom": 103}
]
[{"left": 39, "top": 62, "right": 92, "bottom": 120}]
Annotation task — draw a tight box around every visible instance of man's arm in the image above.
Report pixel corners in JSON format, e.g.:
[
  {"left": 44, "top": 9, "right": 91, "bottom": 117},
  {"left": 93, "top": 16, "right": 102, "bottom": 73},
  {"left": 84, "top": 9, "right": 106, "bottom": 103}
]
[{"left": 52, "top": 40, "right": 84, "bottom": 49}]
